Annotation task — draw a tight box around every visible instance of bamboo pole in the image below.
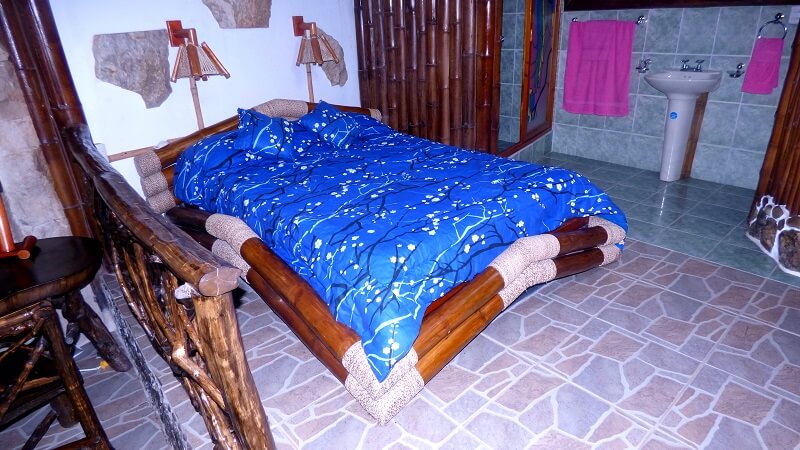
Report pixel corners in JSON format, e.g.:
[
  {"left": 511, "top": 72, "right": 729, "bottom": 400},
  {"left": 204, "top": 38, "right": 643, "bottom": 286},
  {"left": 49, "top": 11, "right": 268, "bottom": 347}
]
[
  {"left": 355, "top": 0, "right": 370, "bottom": 109},
  {"left": 385, "top": 0, "right": 400, "bottom": 130},
  {"left": 406, "top": 0, "right": 421, "bottom": 135},
  {"left": 240, "top": 238, "right": 361, "bottom": 359},
  {"left": 246, "top": 270, "right": 350, "bottom": 383},
  {"left": 461, "top": 0, "right": 477, "bottom": 148},
  {"left": 23, "top": 0, "right": 87, "bottom": 127},
  {"left": 363, "top": 0, "right": 379, "bottom": 109},
  {"left": 374, "top": 0, "right": 390, "bottom": 124},
  {"left": 0, "top": 0, "right": 93, "bottom": 238},
  {"left": 416, "top": 0, "right": 430, "bottom": 138},
  {"left": 680, "top": 93, "right": 708, "bottom": 179},
  {"left": 395, "top": 0, "right": 409, "bottom": 134},
  {"left": 417, "top": 247, "right": 608, "bottom": 381},
  {"left": 474, "top": 1, "right": 491, "bottom": 152},
  {"left": 449, "top": 0, "right": 463, "bottom": 148},
  {"left": 438, "top": 0, "right": 451, "bottom": 144},
  {"left": 487, "top": 0, "right": 502, "bottom": 154}
]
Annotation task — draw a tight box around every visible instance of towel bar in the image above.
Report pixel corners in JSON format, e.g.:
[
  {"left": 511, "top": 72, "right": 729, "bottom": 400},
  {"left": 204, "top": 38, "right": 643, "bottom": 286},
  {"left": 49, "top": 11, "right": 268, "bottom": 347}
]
[
  {"left": 571, "top": 15, "right": 646, "bottom": 25},
  {"left": 757, "top": 13, "right": 787, "bottom": 40}
]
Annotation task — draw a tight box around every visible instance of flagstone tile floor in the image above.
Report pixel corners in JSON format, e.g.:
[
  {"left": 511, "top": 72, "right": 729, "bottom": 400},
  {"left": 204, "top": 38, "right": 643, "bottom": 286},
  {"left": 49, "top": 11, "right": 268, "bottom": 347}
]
[{"left": 2, "top": 154, "right": 799, "bottom": 449}]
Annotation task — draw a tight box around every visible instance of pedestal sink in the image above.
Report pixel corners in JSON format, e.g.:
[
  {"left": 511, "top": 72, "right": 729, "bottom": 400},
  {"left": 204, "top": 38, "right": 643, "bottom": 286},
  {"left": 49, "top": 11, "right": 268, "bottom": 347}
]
[{"left": 644, "top": 70, "right": 722, "bottom": 181}]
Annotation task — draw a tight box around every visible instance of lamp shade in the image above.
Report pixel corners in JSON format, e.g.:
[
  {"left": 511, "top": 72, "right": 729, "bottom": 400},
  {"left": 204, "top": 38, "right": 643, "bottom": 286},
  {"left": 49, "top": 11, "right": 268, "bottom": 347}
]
[
  {"left": 171, "top": 42, "right": 230, "bottom": 82},
  {"left": 166, "top": 20, "right": 230, "bottom": 129},
  {"left": 296, "top": 24, "right": 339, "bottom": 66}
]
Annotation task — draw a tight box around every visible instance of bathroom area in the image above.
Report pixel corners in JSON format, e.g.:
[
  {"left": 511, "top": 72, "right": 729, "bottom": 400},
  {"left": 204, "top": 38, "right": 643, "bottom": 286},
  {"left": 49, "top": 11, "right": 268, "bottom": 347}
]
[
  {"left": 550, "top": 5, "right": 795, "bottom": 190},
  {"left": 500, "top": 2, "right": 800, "bottom": 284}
]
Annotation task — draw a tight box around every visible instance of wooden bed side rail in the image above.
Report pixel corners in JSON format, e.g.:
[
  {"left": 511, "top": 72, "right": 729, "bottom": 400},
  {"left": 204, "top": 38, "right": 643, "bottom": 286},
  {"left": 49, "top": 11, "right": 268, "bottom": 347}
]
[
  {"left": 415, "top": 218, "right": 619, "bottom": 358},
  {"left": 246, "top": 270, "right": 351, "bottom": 383},
  {"left": 240, "top": 238, "right": 362, "bottom": 359},
  {"left": 417, "top": 246, "right": 609, "bottom": 382},
  {"left": 62, "top": 125, "right": 275, "bottom": 450}
]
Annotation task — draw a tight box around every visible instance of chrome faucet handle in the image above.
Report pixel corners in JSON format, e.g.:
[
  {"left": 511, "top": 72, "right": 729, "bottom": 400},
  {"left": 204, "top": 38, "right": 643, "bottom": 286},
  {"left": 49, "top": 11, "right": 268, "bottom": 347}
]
[
  {"left": 636, "top": 58, "right": 652, "bottom": 73},
  {"left": 694, "top": 59, "right": 705, "bottom": 72},
  {"left": 728, "top": 63, "right": 746, "bottom": 78},
  {"left": 680, "top": 59, "right": 691, "bottom": 71}
]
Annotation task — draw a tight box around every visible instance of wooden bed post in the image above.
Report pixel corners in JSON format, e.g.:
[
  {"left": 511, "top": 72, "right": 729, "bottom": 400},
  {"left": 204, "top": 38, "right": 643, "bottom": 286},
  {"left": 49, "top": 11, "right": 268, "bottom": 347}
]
[{"left": 193, "top": 292, "right": 275, "bottom": 450}]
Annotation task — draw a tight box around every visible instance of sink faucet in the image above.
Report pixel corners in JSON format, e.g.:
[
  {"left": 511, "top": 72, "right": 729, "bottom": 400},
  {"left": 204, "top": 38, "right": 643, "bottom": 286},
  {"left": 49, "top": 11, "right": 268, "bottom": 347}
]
[
  {"left": 680, "top": 59, "right": 691, "bottom": 71},
  {"left": 693, "top": 59, "right": 704, "bottom": 72},
  {"left": 636, "top": 58, "right": 652, "bottom": 73}
]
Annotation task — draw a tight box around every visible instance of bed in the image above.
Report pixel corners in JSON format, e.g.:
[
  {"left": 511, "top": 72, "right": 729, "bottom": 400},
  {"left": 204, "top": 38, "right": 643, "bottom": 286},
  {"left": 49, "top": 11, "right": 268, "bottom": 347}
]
[{"left": 132, "top": 98, "right": 627, "bottom": 425}]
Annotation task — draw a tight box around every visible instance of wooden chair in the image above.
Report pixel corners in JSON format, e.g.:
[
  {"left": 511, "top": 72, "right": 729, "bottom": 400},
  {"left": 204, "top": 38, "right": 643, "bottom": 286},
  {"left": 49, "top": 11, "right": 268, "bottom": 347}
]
[{"left": 0, "top": 301, "right": 110, "bottom": 449}]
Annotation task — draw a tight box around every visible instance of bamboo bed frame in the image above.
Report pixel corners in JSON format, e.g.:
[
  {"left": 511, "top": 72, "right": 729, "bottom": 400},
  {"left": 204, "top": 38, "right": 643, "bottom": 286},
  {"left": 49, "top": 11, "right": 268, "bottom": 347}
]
[
  {"left": 132, "top": 99, "right": 626, "bottom": 424},
  {"left": 6, "top": 1, "right": 625, "bottom": 446}
]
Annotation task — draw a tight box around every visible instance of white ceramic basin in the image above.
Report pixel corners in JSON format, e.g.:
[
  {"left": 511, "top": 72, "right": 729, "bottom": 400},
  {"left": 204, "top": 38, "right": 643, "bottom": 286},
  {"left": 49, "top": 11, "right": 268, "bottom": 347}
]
[
  {"left": 643, "top": 70, "right": 722, "bottom": 182},
  {"left": 644, "top": 70, "right": 722, "bottom": 97}
]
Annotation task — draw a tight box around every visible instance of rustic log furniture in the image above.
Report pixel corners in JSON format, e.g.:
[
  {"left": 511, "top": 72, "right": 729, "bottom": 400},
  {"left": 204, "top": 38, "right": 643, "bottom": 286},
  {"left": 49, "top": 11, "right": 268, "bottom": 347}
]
[
  {"left": 132, "top": 98, "right": 626, "bottom": 424},
  {"left": 63, "top": 126, "right": 275, "bottom": 449},
  {"left": 0, "top": 237, "right": 131, "bottom": 373},
  {"left": 0, "top": 237, "right": 116, "bottom": 449}
]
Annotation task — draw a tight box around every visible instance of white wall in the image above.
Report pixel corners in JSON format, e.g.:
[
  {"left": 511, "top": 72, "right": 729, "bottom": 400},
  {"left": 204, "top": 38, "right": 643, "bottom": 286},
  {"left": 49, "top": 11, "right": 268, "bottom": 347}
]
[{"left": 50, "top": 0, "right": 360, "bottom": 192}]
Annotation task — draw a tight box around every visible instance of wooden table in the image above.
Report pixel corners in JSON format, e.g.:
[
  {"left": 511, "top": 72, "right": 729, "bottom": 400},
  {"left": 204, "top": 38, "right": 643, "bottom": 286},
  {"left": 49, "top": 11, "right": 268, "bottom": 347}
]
[{"left": 0, "top": 236, "right": 131, "bottom": 371}]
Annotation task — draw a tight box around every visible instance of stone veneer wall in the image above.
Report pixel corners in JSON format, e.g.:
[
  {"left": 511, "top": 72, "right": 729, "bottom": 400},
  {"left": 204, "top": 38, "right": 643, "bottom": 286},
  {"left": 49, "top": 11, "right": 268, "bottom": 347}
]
[
  {"left": 552, "top": 6, "right": 797, "bottom": 189},
  {"left": 0, "top": 40, "right": 70, "bottom": 239},
  {"left": 748, "top": 197, "right": 800, "bottom": 277}
]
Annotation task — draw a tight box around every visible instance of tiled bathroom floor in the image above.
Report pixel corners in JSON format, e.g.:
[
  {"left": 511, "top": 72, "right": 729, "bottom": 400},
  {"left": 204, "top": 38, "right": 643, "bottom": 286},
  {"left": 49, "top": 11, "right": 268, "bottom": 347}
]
[
  {"left": 536, "top": 152, "right": 799, "bottom": 288},
  {"left": 2, "top": 153, "right": 799, "bottom": 449}
]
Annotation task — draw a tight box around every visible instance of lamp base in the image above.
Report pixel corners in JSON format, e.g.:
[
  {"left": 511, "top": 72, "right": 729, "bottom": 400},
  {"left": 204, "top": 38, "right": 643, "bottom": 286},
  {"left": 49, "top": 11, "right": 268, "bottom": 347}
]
[{"left": 305, "top": 63, "right": 315, "bottom": 103}]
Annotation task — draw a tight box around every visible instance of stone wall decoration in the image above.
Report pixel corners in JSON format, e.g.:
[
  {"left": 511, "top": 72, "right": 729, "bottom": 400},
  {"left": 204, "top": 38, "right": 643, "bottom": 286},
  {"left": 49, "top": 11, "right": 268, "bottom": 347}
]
[
  {"left": 318, "top": 28, "right": 347, "bottom": 87},
  {"left": 202, "top": 0, "right": 272, "bottom": 29},
  {"left": 93, "top": 30, "right": 172, "bottom": 108},
  {"left": 748, "top": 196, "right": 800, "bottom": 277}
]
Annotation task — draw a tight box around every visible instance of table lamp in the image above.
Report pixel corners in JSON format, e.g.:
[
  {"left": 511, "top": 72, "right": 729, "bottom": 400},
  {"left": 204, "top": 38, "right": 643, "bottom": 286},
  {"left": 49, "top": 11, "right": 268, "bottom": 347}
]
[
  {"left": 167, "top": 20, "right": 230, "bottom": 129},
  {"left": 293, "top": 16, "right": 338, "bottom": 102}
]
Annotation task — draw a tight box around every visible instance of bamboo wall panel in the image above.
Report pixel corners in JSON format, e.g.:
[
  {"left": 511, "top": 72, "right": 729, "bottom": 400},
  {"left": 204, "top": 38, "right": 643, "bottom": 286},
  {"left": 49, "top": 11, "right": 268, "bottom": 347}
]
[{"left": 355, "top": 0, "right": 501, "bottom": 152}]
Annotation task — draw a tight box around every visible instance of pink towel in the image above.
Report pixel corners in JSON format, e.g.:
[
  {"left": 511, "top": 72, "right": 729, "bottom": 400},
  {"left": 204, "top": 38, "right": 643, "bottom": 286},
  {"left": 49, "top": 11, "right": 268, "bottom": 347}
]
[
  {"left": 563, "top": 20, "right": 635, "bottom": 116},
  {"left": 741, "top": 38, "right": 784, "bottom": 95}
]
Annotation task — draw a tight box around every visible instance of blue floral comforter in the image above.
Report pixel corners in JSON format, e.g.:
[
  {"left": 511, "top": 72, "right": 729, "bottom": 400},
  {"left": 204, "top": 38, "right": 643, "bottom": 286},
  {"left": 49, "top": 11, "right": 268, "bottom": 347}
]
[{"left": 174, "top": 103, "right": 626, "bottom": 382}]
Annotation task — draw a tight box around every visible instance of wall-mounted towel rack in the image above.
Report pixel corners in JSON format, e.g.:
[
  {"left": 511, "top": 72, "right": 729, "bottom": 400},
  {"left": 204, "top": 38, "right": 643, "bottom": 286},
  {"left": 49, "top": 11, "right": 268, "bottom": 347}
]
[
  {"left": 757, "top": 13, "right": 787, "bottom": 39},
  {"left": 571, "top": 15, "right": 647, "bottom": 25}
]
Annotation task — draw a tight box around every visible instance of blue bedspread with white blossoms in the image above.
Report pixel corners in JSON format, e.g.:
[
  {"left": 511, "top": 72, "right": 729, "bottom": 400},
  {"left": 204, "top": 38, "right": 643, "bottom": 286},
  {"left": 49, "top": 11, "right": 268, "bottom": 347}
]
[{"left": 174, "top": 103, "right": 627, "bottom": 382}]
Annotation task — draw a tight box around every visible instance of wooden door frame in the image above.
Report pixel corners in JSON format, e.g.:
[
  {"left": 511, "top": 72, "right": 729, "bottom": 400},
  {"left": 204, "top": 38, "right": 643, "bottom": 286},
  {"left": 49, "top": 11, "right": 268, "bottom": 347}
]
[
  {"left": 498, "top": 0, "right": 562, "bottom": 157},
  {"left": 750, "top": 29, "right": 800, "bottom": 218}
]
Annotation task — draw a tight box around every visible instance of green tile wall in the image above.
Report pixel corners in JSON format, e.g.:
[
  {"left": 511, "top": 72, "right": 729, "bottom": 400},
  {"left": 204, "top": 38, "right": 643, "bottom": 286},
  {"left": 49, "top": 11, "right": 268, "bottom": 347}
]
[{"left": 552, "top": 6, "right": 797, "bottom": 189}]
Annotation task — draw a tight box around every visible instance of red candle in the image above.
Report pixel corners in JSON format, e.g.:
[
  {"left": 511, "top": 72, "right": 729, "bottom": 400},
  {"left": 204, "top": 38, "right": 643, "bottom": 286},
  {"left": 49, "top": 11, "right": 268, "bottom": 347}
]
[{"left": 0, "top": 181, "right": 16, "bottom": 253}]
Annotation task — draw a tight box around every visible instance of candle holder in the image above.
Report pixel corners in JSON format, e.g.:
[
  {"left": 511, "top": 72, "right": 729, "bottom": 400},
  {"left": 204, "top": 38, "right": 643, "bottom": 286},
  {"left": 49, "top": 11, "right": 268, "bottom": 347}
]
[{"left": 0, "top": 181, "right": 37, "bottom": 260}]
